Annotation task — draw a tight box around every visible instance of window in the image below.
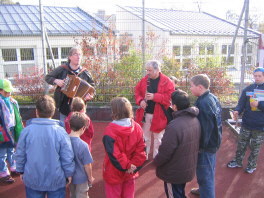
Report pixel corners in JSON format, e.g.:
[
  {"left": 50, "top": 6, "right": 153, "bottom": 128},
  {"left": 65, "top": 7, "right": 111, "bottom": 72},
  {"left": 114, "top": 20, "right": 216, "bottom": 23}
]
[
  {"left": 182, "top": 59, "right": 191, "bottom": 69},
  {"left": 222, "top": 45, "right": 234, "bottom": 55},
  {"left": 3, "top": 64, "right": 18, "bottom": 77},
  {"left": 246, "top": 56, "right": 252, "bottom": 64},
  {"left": 221, "top": 57, "right": 234, "bottom": 65},
  {"left": 221, "top": 44, "right": 235, "bottom": 66},
  {"left": 173, "top": 46, "right": 181, "bottom": 56},
  {"left": 199, "top": 45, "right": 205, "bottom": 55},
  {"left": 207, "top": 45, "right": 214, "bottom": 55},
  {"left": 183, "top": 46, "right": 191, "bottom": 56},
  {"left": 247, "top": 44, "right": 252, "bottom": 54},
  {"left": 222, "top": 45, "right": 227, "bottom": 54},
  {"left": 228, "top": 45, "right": 234, "bottom": 55},
  {"left": 21, "top": 64, "right": 35, "bottom": 73},
  {"left": 20, "top": 48, "right": 34, "bottom": 61},
  {"left": 46, "top": 48, "right": 58, "bottom": 59},
  {"left": 2, "top": 49, "right": 17, "bottom": 62},
  {"left": 61, "top": 61, "right": 68, "bottom": 65},
  {"left": 199, "top": 45, "right": 214, "bottom": 55},
  {"left": 61, "top": 47, "right": 71, "bottom": 59},
  {"left": 228, "top": 57, "right": 234, "bottom": 64}
]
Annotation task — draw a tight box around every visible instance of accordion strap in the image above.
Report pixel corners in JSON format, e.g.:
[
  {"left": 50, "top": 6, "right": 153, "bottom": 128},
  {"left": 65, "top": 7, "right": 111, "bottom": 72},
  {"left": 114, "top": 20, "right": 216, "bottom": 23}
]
[{"left": 61, "top": 64, "right": 87, "bottom": 76}]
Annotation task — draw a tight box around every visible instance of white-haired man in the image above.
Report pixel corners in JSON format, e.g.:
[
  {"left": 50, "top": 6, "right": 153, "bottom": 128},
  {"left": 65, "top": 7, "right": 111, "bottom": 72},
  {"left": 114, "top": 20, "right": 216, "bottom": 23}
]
[{"left": 134, "top": 60, "right": 174, "bottom": 160}]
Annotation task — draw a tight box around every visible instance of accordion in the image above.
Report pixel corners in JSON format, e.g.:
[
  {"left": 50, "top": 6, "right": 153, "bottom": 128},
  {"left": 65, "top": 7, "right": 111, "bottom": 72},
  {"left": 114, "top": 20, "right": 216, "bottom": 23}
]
[{"left": 61, "top": 74, "right": 95, "bottom": 100}]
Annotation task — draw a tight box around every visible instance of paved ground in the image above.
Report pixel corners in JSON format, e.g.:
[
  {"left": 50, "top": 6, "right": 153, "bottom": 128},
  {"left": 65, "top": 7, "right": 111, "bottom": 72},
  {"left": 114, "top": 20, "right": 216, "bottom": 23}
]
[{"left": 1, "top": 122, "right": 264, "bottom": 198}]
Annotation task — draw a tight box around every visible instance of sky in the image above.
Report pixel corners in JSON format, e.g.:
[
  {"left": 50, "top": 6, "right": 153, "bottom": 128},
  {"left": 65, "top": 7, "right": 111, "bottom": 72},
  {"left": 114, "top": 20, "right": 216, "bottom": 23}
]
[{"left": 17, "top": 0, "right": 264, "bottom": 22}]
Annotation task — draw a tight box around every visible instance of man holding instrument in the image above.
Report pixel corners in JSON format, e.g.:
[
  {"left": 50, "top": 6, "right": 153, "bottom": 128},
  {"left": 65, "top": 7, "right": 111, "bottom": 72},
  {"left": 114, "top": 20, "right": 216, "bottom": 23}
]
[
  {"left": 45, "top": 47, "right": 95, "bottom": 121},
  {"left": 134, "top": 60, "right": 174, "bottom": 160}
]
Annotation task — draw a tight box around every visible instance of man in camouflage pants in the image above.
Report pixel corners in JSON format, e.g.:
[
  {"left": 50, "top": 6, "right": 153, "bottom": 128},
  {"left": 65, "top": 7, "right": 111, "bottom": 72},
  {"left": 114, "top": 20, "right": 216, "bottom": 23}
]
[{"left": 227, "top": 67, "right": 264, "bottom": 174}]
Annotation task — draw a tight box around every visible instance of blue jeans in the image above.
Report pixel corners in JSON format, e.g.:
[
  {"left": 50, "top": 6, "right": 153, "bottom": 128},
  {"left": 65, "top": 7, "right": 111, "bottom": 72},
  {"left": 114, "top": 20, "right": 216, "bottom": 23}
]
[
  {"left": 59, "top": 113, "right": 67, "bottom": 122},
  {"left": 196, "top": 151, "right": 216, "bottom": 198},
  {"left": 0, "top": 147, "right": 15, "bottom": 176},
  {"left": 25, "top": 186, "right": 66, "bottom": 198},
  {"left": 164, "top": 182, "right": 186, "bottom": 198}
]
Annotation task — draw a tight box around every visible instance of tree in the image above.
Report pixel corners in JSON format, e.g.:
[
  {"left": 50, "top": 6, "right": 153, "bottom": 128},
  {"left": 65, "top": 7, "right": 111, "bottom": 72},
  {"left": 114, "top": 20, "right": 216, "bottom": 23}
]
[{"left": 226, "top": 10, "right": 258, "bottom": 30}]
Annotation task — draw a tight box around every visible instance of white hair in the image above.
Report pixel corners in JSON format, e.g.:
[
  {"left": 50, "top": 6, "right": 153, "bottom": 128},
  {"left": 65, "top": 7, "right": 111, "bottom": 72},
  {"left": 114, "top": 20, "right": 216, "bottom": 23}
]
[{"left": 145, "top": 60, "right": 161, "bottom": 72}]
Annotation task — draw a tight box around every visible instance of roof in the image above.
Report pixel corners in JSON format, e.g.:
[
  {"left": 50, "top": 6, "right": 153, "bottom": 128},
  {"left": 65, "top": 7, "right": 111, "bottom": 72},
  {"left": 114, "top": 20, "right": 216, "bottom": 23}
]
[
  {"left": 119, "top": 6, "right": 260, "bottom": 37},
  {"left": 0, "top": 4, "right": 108, "bottom": 36}
]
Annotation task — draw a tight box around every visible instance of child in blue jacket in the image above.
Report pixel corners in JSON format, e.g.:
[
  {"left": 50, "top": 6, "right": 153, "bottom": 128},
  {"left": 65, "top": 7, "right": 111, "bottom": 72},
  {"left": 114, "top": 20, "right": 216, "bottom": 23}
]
[{"left": 15, "top": 95, "right": 75, "bottom": 198}]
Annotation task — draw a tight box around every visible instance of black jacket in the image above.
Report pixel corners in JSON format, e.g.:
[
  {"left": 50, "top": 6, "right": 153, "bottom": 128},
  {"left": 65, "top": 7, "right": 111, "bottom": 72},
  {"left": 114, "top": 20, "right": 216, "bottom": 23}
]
[
  {"left": 235, "top": 83, "right": 264, "bottom": 131},
  {"left": 195, "top": 90, "right": 222, "bottom": 153},
  {"left": 45, "top": 63, "right": 95, "bottom": 115}
]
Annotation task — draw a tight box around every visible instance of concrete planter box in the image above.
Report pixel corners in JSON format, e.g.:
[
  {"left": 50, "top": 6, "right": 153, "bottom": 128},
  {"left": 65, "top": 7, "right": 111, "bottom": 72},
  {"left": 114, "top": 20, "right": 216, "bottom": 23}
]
[{"left": 20, "top": 105, "right": 234, "bottom": 122}]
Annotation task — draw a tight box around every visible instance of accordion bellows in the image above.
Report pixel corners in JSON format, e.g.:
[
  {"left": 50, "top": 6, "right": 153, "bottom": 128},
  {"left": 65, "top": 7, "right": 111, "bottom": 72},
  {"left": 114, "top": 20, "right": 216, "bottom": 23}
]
[{"left": 61, "top": 74, "right": 95, "bottom": 99}]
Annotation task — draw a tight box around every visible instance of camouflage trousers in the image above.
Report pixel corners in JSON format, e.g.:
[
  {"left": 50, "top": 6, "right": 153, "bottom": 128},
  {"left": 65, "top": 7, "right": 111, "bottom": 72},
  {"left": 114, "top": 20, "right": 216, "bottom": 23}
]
[{"left": 234, "top": 127, "right": 264, "bottom": 169}]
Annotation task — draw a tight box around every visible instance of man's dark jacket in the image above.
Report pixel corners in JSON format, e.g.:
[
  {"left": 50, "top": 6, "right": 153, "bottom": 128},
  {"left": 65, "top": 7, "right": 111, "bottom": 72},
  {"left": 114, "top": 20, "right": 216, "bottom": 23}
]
[
  {"left": 235, "top": 83, "right": 264, "bottom": 131},
  {"left": 154, "top": 107, "right": 201, "bottom": 184},
  {"left": 195, "top": 90, "right": 222, "bottom": 153},
  {"left": 45, "top": 63, "right": 94, "bottom": 115}
]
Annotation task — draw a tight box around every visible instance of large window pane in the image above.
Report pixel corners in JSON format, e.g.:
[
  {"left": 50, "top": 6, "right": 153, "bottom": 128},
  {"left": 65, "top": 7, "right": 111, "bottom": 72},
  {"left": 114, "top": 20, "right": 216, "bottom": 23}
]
[
  {"left": 182, "top": 59, "right": 191, "bottom": 69},
  {"left": 227, "top": 57, "right": 234, "bottom": 64},
  {"left": 46, "top": 48, "right": 58, "bottom": 59},
  {"left": 61, "top": 47, "right": 71, "bottom": 59},
  {"left": 222, "top": 45, "right": 227, "bottom": 54},
  {"left": 173, "top": 46, "right": 181, "bottom": 56},
  {"left": 3, "top": 64, "right": 18, "bottom": 77},
  {"left": 21, "top": 64, "right": 35, "bottom": 73},
  {"left": 2, "top": 49, "right": 17, "bottom": 62},
  {"left": 20, "top": 48, "right": 34, "bottom": 61},
  {"left": 247, "top": 45, "right": 253, "bottom": 54},
  {"left": 207, "top": 45, "right": 214, "bottom": 55},
  {"left": 228, "top": 45, "right": 235, "bottom": 54},
  {"left": 183, "top": 46, "right": 191, "bottom": 56},
  {"left": 199, "top": 45, "right": 205, "bottom": 55},
  {"left": 246, "top": 56, "right": 252, "bottom": 64}
]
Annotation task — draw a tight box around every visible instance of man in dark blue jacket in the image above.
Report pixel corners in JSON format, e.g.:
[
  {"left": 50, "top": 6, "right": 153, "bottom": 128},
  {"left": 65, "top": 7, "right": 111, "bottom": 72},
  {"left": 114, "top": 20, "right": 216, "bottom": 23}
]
[
  {"left": 189, "top": 74, "right": 222, "bottom": 198},
  {"left": 227, "top": 67, "right": 264, "bottom": 174}
]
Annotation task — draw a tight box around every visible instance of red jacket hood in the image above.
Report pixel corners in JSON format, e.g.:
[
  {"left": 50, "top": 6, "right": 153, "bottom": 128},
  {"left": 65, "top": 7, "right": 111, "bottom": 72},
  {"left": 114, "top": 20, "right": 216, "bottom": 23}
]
[{"left": 106, "top": 119, "right": 135, "bottom": 138}]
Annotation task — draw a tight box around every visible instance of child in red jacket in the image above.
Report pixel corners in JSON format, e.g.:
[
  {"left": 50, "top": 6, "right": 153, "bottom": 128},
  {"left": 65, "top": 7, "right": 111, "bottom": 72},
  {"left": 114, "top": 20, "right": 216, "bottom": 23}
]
[
  {"left": 64, "top": 97, "right": 94, "bottom": 151},
  {"left": 102, "top": 97, "right": 146, "bottom": 198}
]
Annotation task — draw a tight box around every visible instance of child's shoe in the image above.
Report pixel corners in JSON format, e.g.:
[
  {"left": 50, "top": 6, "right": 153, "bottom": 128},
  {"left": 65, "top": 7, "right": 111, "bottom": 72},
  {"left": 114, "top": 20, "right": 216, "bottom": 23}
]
[
  {"left": 190, "top": 188, "right": 200, "bottom": 195},
  {"left": 11, "top": 171, "right": 20, "bottom": 177},
  {"left": 0, "top": 175, "right": 15, "bottom": 185},
  {"left": 227, "top": 160, "right": 242, "bottom": 168},
  {"left": 245, "top": 167, "right": 256, "bottom": 174}
]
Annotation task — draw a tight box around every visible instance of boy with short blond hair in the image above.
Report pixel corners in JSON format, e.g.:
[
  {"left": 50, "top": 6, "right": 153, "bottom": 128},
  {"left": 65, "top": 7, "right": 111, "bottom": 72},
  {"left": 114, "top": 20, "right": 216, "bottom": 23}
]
[
  {"left": 189, "top": 74, "right": 222, "bottom": 198},
  {"left": 69, "top": 112, "right": 94, "bottom": 198}
]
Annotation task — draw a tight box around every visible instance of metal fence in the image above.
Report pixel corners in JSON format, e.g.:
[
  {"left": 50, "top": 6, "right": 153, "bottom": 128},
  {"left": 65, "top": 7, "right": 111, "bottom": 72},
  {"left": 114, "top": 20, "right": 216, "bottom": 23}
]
[{"left": 0, "top": 2, "right": 263, "bottom": 106}]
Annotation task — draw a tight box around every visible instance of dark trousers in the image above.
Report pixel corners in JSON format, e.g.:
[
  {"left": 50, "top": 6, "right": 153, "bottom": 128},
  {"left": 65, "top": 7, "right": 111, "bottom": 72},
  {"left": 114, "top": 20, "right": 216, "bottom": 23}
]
[{"left": 164, "top": 182, "right": 186, "bottom": 198}]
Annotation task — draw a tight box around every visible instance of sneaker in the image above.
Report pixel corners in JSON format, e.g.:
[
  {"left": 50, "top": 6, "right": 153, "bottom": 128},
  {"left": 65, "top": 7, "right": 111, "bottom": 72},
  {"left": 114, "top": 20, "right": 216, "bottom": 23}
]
[
  {"left": 11, "top": 171, "right": 20, "bottom": 177},
  {"left": 0, "top": 175, "right": 15, "bottom": 185},
  {"left": 227, "top": 160, "right": 242, "bottom": 168},
  {"left": 245, "top": 167, "right": 256, "bottom": 174},
  {"left": 190, "top": 188, "right": 200, "bottom": 195}
]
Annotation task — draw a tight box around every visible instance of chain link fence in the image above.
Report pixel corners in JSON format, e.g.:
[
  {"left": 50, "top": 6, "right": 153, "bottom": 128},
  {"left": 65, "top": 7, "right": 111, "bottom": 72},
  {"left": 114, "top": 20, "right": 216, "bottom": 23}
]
[{"left": 0, "top": 2, "right": 262, "bottom": 106}]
